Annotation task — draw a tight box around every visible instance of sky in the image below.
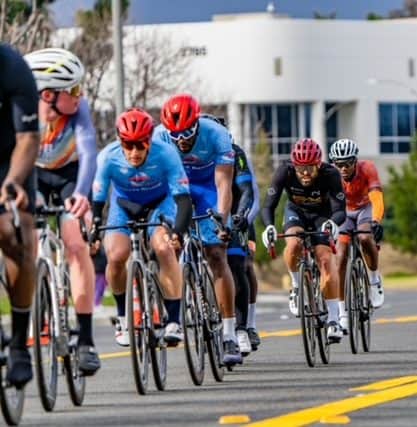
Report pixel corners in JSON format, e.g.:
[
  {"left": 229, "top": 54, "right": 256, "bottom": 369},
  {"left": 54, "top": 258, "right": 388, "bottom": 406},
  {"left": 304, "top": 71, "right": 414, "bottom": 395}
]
[{"left": 50, "top": 0, "right": 406, "bottom": 27}]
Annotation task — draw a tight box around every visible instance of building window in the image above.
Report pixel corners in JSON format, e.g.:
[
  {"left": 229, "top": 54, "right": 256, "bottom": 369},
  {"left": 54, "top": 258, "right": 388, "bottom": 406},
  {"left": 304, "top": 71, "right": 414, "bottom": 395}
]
[
  {"left": 248, "top": 103, "right": 305, "bottom": 164},
  {"left": 379, "top": 103, "right": 417, "bottom": 154},
  {"left": 274, "top": 57, "right": 282, "bottom": 76}
]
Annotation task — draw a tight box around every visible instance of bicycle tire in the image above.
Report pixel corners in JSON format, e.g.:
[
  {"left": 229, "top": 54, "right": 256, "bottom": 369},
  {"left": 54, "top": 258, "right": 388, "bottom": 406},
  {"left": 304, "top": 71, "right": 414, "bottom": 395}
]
[
  {"left": 127, "top": 259, "right": 150, "bottom": 395},
  {"left": 314, "top": 269, "right": 330, "bottom": 365},
  {"left": 203, "top": 263, "right": 224, "bottom": 382},
  {"left": 182, "top": 262, "right": 205, "bottom": 386},
  {"left": 148, "top": 260, "right": 167, "bottom": 391},
  {"left": 0, "top": 321, "right": 24, "bottom": 425},
  {"left": 33, "top": 258, "right": 58, "bottom": 411},
  {"left": 63, "top": 267, "right": 86, "bottom": 406},
  {"left": 346, "top": 260, "right": 360, "bottom": 354},
  {"left": 357, "top": 258, "right": 371, "bottom": 352},
  {"left": 299, "top": 263, "right": 316, "bottom": 367}
]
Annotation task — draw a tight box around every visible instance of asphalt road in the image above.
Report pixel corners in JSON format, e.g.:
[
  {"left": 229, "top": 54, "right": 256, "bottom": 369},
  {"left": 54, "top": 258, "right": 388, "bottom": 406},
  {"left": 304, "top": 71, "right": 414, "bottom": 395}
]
[{"left": 13, "top": 288, "right": 417, "bottom": 427}]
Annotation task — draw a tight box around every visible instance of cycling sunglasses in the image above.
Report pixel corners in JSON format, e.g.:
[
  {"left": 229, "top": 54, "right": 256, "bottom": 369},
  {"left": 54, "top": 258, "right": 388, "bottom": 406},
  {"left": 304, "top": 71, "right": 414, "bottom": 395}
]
[
  {"left": 60, "top": 84, "right": 82, "bottom": 97},
  {"left": 333, "top": 159, "right": 356, "bottom": 169},
  {"left": 169, "top": 122, "right": 198, "bottom": 142},
  {"left": 120, "top": 138, "right": 150, "bottom": 151},
  {"left": 294, "top": 165, "right": 318, "bottom": 174}
]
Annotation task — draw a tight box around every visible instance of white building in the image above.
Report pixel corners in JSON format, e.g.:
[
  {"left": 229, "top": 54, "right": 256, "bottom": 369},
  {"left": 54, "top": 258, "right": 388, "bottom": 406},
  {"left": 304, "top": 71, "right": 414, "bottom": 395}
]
[{"left": 58, "top": 12, "right": 417, "bottom": 180}]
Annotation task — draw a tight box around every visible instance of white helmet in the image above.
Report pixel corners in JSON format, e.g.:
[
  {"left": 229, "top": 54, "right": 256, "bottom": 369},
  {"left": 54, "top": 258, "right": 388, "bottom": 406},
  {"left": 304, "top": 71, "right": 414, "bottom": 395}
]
[
  {"left": 24, "top": 48, "right": 85, "bottom": 92},
  {"left": 329, "top": 138, "right": 359, "bottom": 161}
]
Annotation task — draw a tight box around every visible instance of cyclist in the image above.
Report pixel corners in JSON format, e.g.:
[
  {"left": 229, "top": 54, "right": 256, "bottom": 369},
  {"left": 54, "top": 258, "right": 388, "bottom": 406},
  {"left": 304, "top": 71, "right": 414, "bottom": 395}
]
[
  {"left": 25, "top": 47, "right": 100, "bottom": 375},
  {"left": 156, "top": 94, "right": 242, "bottom": 366},
  {"left": 0, "top": 43, "right": 39, "bottom": 388},
  {"left": 91, "top": 108, "right": 192, "bottom": 347},
  {"left": 261, "top": 138, "right": 346, "bottom": 342},
  {"left": 329, "top": 138, "right": 384, "bottom": 332}
]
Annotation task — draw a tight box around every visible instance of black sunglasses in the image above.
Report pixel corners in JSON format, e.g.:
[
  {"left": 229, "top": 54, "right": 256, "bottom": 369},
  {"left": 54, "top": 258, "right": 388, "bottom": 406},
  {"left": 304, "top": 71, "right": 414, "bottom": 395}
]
[{"left": 334, "top": 159, "right": 356, "bottom": 168}]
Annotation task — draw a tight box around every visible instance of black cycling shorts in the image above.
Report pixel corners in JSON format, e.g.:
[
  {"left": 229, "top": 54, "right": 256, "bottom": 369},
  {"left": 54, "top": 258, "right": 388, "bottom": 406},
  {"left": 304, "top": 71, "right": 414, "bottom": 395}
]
[
  {"left": 283, "top": 203, "right": 330, "bottom": 247},
  {"left": 36, "top": 161, "right": 79, "bottom": 205}
]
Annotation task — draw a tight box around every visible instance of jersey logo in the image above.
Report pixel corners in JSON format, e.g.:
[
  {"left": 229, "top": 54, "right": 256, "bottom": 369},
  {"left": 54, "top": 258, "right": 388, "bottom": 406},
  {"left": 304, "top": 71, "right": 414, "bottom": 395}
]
[
  {"left": 336, "top": 192, "right": 345, "bottom": 200},
  {"left": 183, "top": 154, "right": 201, "bottom": 164},
  {"left": 238, "top": 157, "right": 246, "bottom": 169},
  {"left": 178, "top": 177, "right": 190, "bottom": 185},
  {"left": 130, "top": 173, "right": 150, "bottom": 185},
  {"left": 22, "top": 113, "right": 38, "bottom": 123}
]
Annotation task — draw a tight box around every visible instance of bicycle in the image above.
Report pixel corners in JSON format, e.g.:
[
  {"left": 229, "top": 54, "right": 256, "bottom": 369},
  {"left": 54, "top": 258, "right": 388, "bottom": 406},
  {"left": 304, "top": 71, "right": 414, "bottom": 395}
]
[
  {"left": 0, "top": 185, "right": 26, "bottom": 425},
  {"left": 95, "top": 199, "right": 169, "bottom": 395},
  {"left": 181, "top": 209, "right": 225, "bottom": 385},
  {"left": 32, "top": 195, "right": 89, "bottom": 411},
  {"left": 342, "top": 230, "right": 373, "bottom": 354},
  {"left": 268, "top": 230, "right": 333, "bottom": 368}
]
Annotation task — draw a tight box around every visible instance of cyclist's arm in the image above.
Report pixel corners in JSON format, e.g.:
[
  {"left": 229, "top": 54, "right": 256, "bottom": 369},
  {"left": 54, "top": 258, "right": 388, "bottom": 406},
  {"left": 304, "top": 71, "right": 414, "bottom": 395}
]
[
  {"left": 73, "top": 98, "right": 98, "bottom": 197},
  {"left": 5, "top": 52, "right": 40, "bottom": 186},
  {"left": 366, "top": 162, "right": 384, "bottom": 222},
  {"left": 215, "top": 164, "right": 233, "bottom": 222},
  {"left": 233, "top": 145, "right": 254, "bottom": 218},
  {"left": 327, "top": 169, "right": 347, "bottom": 226},
  {"left": 91, "top": 148, "right": 112, "bottom": 220},
  {"left": 261, "top": 164, "right": 287, "bottom": 226},
  {"left": 247, "top": 156, "right": 260, "bottom": 224}
]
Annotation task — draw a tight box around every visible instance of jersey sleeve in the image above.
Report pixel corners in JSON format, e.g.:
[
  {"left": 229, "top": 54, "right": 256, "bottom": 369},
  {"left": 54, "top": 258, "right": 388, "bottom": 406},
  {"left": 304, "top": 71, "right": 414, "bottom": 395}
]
[
  {"left": 73, "top": 98, "right": 98, "bottom": 196},
  {"left": 233, "top": 145, "right": 254, "bottom": 217},
  {"left": 164, "top": 145, "right": 190, "bottom": 197},
  {"left": 213, "top": 127, "right": 235, "bottom": 166},
  {"left": 327, "top": 168, "right": 347, "bottom": 225},
  {"left": 247, "top": 157, "right": 260, "bottom": 224},
  {"left": 7, "top": 49, "right": 39, "bottom": 133},
  {"left": 364, "top": 161, "right": 382, "bottom": 190},
  {"left": 92, "top": 148, "right": 111, "bottom": 203}
]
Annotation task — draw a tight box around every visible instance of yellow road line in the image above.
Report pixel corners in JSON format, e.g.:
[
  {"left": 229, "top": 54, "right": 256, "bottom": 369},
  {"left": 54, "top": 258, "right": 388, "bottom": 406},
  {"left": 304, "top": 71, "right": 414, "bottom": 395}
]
[
  {"left": 350, "top": 376, "right": 417, "bottom": 392},
  {"left": 375, "top": 316, "right": 417, "bottom": 324},
  {"left": 246, "top": 381, "right": 417, "bottom": 427}
]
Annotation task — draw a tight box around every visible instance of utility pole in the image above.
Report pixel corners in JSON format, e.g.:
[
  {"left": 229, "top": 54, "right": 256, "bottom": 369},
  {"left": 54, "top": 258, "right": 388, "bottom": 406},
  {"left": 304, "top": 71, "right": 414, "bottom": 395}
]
[{"left": 112, "top": 0, "right": 125, "bottom": 116}]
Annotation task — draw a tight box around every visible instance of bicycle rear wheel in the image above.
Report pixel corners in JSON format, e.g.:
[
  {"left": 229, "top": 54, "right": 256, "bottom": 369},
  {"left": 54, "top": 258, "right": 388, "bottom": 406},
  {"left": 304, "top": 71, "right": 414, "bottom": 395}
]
[
  {"left": 299, "top": 264, "right": 316, "bottom": 367},
  {"left": 33, "top": 259, "right": 58, "bottom": 411},
  {"left": 203, "top": 264, "right": 224, "bottom": 382},
  {"left": 148, "top": 260, "right": 167, "bottom": 391},
  {"left": 0, "top": 313, "right": 24, "bottom": 425},
  {"left": 346, "top": 261, "right": 360, "bottom": 354},
  {"left": 63, "top": 269, "right": 86, "bottom": 406},
  {"left": 357, "top": 259, "right": 371, "bottom": 352},
  {"left": 182, "top": 263, "right": 205, "bottom": 386},
  {"left": 127, "top": 259, "right": 150, "bottom": 395}
]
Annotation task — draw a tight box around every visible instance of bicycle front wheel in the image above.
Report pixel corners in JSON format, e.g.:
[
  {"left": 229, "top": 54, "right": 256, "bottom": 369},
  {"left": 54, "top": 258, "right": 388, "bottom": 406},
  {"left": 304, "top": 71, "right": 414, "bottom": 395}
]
[
  {"left": 182, "top": 263, "right": 205, "bottom": 386},
  {"left": 148, "top": 260, "right": 167, "bottom": 391},
  {"left": 314, "top": 276, "right": 330, "bottom": 365},
  {"left": 346, "top": 260, "right": 360, "bottom": 354},
  {"left": 127, "top": 259, "right": 150, "bottom": 395},
  {"left": 33, "top": 258, "right": 58, "bottom": 412},
  {"left": 63, "top": 269, "right": 86, "bottom": 407},
  {"left": 203, "top": 264, "right": 224, "bottom": 382},
  {"left": 357, "top": 258, "right": 371, "bottom": 352},
  {"left": 0, "top": 315, "right": 24, "bottom": 425},
  {"left": 299, "top": 263, "right": 316, "bottom": 367}
]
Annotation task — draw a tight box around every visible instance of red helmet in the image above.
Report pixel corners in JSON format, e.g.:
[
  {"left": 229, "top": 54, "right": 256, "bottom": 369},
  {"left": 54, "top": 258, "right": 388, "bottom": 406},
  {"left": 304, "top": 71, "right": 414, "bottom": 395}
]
[
  {"left": 160, "top": 94, "right": 201, "bottom": 132},
  {"left": 291, "top": 138, "right": 322, "bottom": 166},
  {"left": 116, "top": 108, "right": 154, "bottom": 148}
]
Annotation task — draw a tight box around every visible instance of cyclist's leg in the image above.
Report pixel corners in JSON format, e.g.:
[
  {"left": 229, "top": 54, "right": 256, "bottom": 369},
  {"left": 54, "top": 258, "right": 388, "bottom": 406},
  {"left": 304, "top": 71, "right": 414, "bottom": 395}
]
[
  {"left": 357, "top": 204, "right": 384, "bottom": 307},
  {"left": 103, "top": 199, "right": 131, "bottom": 345},
  {"left": 246, "top": 240, "right": 261, "bottom": 348},
  {"left": 337, "top": 215, "right": 354, "bottom": 331},
  {"left": 315, "top": 241, "right": 343, "bottom": 342},
  {"left": 0, "top": 169, "right": 37, "bottom": 387},
  {"left": 283, "top": 205, "right": 305, "bottom": 315}
]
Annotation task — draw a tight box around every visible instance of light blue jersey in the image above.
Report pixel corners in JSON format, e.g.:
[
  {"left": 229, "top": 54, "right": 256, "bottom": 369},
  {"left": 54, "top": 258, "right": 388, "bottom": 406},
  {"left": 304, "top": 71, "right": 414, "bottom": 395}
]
[
  {"left": 155, "top": 117, "right": 235, "bottom": 245},
  {"left": 93, "top": 137, "right": 190, "bottom": 236}
]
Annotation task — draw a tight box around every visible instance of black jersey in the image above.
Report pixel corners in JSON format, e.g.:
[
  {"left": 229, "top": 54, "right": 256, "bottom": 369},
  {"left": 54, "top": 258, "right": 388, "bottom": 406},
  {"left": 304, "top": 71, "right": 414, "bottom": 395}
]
[
  {"left": 0, "top": 44, "right": 39, "bottom": 160},
  {"left": 231, "top": 143, "right": 254, "bottom": 217},
  {"left": 262, "top": 161, "right": 346, "bottom": 226}
]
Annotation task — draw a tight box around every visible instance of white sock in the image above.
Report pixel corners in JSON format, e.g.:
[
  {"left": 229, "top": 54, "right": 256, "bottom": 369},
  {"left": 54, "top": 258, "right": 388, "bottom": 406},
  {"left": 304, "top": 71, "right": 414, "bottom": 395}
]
[
  {"left": 338, "top": 300, "right": 346, "bottom": 316},
  {"left": 247, "top": 303, "right": 256, "bottom": 329},
  {"left": 326, "top": 299, "right": 340, "bottom": 323},
  {"left": 223, "top": 317, "right": 236, "bottom": 342},
  {"left": 369, "top": 270, "right": 380, "bottom": 285},
  {"left": 289, "top": 271, "right": 300, "bottom": 288}
]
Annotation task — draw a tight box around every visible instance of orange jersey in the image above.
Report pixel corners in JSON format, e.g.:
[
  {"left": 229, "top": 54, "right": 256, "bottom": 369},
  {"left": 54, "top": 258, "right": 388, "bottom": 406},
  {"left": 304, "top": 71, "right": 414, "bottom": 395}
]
[{"left": 342, "top": 160, "right": 382, "bottom": 211}]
